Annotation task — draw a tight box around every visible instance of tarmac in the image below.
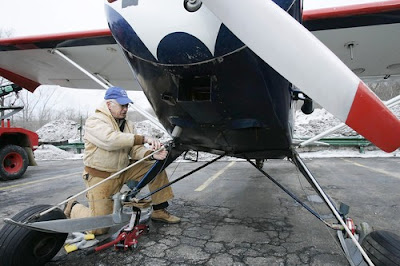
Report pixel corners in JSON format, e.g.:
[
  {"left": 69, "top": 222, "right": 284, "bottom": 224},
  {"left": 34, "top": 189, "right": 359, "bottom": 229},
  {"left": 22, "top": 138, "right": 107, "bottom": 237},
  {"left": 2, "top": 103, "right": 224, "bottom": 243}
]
[{"left": 0, "top": 156, "right": 399, "bottom": 265}]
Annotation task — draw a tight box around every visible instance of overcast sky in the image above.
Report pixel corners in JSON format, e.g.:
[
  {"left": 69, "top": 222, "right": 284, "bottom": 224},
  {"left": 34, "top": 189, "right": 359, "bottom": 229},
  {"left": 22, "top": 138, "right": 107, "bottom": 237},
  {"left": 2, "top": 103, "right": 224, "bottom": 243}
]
[
  {"left": 0, "top": 0, "right": 387, "bottom": 37},
  {"left": 1, "top": 0, "right": 107, "bottom": 37}
]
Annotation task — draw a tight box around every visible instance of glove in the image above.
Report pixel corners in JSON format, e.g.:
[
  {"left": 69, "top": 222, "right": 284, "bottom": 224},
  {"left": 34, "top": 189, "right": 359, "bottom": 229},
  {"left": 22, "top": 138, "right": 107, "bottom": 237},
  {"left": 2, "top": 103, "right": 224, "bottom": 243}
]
[
  {"left": 144, "top": 136, "right": 162, "bottom": 150},
  {"left": 64, "top": 232, "right": 98, "bottom": 253}
]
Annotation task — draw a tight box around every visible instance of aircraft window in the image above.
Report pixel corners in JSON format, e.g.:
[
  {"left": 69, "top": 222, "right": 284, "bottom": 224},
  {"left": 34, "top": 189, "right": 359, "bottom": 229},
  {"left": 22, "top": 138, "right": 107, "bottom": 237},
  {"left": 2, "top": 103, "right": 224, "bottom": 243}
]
[{"left": 178, "top": 76, "right": 212, "bottom": 102}]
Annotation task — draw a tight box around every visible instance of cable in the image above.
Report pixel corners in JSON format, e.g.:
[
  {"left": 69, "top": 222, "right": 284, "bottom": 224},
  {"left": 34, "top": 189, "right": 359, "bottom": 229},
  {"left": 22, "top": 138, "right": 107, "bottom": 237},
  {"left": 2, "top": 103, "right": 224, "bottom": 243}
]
[
  {"left": 136, "top": 154, "right": 225, "bottom": 201},
  {"left": 291, "top": 157, "right": 347, "bottom": 258}
]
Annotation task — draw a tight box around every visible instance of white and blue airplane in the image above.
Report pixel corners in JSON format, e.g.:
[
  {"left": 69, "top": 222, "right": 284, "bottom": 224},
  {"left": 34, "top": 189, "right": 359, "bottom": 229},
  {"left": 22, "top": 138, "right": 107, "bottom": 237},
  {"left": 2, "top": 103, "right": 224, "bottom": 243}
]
[{"left": 0, "top": 1, "right": 399, "bottom": 265}]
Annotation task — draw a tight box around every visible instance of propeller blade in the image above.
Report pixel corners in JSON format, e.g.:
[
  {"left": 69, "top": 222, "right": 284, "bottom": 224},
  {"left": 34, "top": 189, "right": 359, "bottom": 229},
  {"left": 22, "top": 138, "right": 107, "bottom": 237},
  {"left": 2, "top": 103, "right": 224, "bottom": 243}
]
[{"left": 201, "top": 0, "right": 400, "bottom": 152}]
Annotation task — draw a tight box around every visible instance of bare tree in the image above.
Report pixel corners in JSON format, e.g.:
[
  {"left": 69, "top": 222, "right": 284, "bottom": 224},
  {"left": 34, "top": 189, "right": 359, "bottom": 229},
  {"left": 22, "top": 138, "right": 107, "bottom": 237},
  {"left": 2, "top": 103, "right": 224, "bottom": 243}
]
[
  {"left": 1, "top": 29, "right": 83, "bottom": 132},
  {"left": 0, "top": 28, "right": 15, "bottom": 117},
  {"left": 13, "top": 86, "right": 60, "bottom": 129},
  {"left": 0, "top": 28, "right": 14, "bottom": 39},
  {"left": 52, "top": 106, "right": 87, "bottom": 122}
]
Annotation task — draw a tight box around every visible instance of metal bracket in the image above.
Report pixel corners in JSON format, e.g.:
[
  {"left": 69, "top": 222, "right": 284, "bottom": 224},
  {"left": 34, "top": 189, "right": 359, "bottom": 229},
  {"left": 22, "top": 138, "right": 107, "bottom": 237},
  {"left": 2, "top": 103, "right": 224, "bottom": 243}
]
[
  {"left": 0, "top": 106, "right": 24, "bottom": 120},
  {"left": 344, "top": 41, "right": 358, "bottom": 60}
]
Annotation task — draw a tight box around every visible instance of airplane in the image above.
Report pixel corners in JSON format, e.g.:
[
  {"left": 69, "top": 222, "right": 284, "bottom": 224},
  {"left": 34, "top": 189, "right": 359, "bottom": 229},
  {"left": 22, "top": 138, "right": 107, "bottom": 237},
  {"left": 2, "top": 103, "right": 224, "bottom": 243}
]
[{"left": 0, "top": 0, "right": 400, "bottom": 265}]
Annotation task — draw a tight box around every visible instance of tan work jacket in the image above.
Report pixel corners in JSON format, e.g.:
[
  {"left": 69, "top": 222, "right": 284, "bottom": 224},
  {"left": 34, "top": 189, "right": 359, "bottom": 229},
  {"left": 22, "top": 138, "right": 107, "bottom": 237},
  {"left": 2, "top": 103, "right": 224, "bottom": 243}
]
[{"left": 83, "top": 101, "right": 150, "bottom": 172}]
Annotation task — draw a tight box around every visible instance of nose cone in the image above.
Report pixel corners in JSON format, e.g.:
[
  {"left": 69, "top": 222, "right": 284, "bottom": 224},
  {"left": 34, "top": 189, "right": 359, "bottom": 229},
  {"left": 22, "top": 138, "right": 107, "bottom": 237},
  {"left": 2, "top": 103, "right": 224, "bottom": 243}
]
[
  {"left": 105, "top": 0, "right": 296, "bottom": 65},
  {"left": 105, "top": 0, "right": 245, "bottom": 65}
]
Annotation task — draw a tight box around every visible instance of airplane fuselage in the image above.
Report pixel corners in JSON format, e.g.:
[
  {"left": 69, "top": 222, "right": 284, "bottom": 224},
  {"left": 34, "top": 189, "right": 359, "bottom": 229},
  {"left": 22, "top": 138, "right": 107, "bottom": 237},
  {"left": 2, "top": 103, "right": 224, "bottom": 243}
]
[{"left": 105, "top": 0, "right": 302, "bottom": 158}]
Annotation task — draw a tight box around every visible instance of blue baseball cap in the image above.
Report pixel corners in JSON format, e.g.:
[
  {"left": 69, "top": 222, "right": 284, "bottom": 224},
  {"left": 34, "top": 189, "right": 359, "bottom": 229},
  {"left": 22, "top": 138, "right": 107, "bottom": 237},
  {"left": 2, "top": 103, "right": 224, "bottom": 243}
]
[{"left": 104, "top": 87, "right": 133, "bottom": 105}]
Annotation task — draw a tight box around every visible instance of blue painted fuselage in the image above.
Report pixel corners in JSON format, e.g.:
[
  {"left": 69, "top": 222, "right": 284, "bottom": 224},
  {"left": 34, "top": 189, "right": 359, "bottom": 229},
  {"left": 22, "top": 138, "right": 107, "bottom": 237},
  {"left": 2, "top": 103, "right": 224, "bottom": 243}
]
[{"left": 105, "top": 0, "right": 302, "bottom": 158}]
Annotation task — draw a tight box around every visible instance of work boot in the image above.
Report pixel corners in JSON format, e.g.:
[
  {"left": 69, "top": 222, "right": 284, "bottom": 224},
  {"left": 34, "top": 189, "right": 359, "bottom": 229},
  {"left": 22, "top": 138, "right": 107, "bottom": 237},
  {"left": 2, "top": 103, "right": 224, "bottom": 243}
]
[
  {"left": 63, "top": 197, "right": 78, "bottom": 219},
  {"left": 151, "top": 209, "right": 181, "bottom": 224}
]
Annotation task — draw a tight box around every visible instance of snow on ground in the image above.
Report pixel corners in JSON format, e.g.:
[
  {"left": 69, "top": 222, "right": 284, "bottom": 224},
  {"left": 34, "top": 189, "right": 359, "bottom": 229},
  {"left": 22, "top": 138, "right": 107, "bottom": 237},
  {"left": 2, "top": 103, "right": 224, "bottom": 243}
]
[
  {"left": 299, "top": 148, "right": 399, "bottom": 158},
  {"left": 34, "top": 119, "right": 83, "bottom": 160},
  {"left": 36, "top": 119, "right": 82, "bottom": 143},
  {"left": 34, "top": 144, "right": 82, "bottom": 161},
  {"left": 33, "top": 106, "right": 400, "bottom": 161},
  {"left": 294, "top": 109, "right": 356, "bottom": 138},
  {"left": 294, "top": 104, "right": 400, "bottom": 138},
  {"left": 134, "top": 120, "right": 171, "bottom": 143}
]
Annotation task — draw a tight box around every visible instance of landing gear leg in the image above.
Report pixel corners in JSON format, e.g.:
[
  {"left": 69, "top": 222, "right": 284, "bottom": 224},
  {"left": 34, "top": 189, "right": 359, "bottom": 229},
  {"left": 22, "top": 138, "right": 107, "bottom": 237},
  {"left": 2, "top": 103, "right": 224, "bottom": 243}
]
[
  {"left": 290, "top": 150, "right": 374, "bottom": 266},
  {"left": 126, "top": 147, "right": 183, "bottom": 200},
  {"left": 247, "top": 149, "right": 375, "bottom": 265},
  {"left": 255, "top": 159, "right": 265, "bottom": 169}
]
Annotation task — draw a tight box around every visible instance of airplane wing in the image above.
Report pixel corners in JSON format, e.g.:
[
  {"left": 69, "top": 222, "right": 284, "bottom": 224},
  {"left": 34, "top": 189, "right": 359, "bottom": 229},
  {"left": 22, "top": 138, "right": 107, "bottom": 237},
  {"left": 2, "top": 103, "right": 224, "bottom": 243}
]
[
  {"left": 0, "top": 29, "right": 140, "bottom": 92},
  {"left": 303, "top": 0, "right": 400, "bottom": 82}
]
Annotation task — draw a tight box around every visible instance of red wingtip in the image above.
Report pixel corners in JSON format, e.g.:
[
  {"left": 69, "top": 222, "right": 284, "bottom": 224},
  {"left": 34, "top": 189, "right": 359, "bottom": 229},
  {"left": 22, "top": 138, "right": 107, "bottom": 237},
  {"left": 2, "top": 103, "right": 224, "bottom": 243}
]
[
  {"left": 346, "top": 82, "right": 400, "bottom": 153},
  {"left": 0, "top": 68, "right": 40, "bottom": 92}
]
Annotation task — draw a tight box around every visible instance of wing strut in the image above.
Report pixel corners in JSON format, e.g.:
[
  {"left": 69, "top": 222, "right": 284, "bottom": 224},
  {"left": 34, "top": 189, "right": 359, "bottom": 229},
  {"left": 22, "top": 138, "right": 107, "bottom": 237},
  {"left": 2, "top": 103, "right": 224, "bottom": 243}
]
[
  {"left": 300, "top": 94, "right": 400, "bottom": 147},
  {"left": 51, "top": 49, "right": 167, "bottom": 134}
]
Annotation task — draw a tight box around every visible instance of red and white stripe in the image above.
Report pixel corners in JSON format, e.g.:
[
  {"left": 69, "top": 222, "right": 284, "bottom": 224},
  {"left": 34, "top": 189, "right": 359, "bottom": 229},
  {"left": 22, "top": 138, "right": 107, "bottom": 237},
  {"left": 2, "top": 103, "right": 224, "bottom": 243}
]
[
  {"left": 303, "top": 0, "right": 400, "bottom": 21},
  {"left": 346, "top": 82, "right": 400, "bottom": 152},
  {"left": 202, "top": 0, "right": 400, "bottom": 152}
]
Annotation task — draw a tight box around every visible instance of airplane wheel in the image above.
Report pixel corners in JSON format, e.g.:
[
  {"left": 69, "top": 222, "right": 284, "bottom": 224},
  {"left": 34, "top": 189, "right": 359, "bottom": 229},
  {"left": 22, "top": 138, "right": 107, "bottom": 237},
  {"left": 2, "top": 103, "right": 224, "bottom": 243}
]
[
  {"left": 361, "top": 230, "right": 400, "bottom": 266},
  {"left": 0, "top": 205, "right": 68, "bottom": 266},
  {"left": 0, "top": 144, "right": 29, "bottom": 181}
]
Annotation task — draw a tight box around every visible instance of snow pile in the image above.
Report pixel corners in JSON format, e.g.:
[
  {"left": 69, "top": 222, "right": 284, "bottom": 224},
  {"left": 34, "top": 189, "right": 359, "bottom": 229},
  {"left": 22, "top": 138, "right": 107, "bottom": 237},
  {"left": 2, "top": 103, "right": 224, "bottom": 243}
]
[
  {"left": 36, "top": 119, "right": 82, "bottom": 143},
  {"left": 390, "top": 104, "right": 400, "bottom": 119},
  {"left": 294, "top": 109, "right": 355, "bottom": 138},
  {"left": 35, "top": 119, "right": 82, "bottom": 160},
  {"left": 294, "top": 105, "right": 400, "bottom": 138},
  {"left": 34, "top": 145, "right": 82, "bottom": 160},
  {"left": 134, "top": 120, "right": 171, "bottom": 143}
]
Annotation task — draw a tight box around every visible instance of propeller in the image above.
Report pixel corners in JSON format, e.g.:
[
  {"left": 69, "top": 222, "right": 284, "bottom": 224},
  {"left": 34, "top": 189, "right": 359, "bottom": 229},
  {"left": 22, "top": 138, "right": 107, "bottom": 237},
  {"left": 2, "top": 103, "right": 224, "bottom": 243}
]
[{"left": 201, "top": 0, "right": 400, "bottom": 153}]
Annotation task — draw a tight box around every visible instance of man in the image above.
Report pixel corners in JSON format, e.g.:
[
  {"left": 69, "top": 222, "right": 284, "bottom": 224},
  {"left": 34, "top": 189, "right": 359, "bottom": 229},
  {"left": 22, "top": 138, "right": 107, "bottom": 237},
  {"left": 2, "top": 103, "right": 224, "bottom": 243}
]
[{"left": 64, "top": 86, "right": 180, "bottom": 235}]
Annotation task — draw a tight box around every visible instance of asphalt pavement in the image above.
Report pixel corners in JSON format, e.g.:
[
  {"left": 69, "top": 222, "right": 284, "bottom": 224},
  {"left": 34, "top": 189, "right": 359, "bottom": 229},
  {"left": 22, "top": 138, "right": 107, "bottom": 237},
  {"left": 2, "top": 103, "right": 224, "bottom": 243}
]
[{"left": 0, "top": 156, "right": 399, "bottom": 265}]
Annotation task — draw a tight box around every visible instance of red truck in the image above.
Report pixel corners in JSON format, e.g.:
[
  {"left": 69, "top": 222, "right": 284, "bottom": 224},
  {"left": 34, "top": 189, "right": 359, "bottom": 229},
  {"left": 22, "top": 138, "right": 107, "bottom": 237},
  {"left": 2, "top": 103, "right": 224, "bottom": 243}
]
[{"left": 0, "top": 84, "right": 38, "bottom": 181}]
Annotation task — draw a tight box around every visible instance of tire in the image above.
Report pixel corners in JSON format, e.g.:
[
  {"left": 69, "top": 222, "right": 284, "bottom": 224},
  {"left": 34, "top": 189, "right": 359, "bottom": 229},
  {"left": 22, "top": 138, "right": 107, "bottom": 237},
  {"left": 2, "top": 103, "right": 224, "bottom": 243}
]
[
  {"left": 0, "top": 205, "right": 68, "bottom": 266},
  {"left": 0, "top": 144, "right": 29, "bottom": 181},
  {"left": 361, "top": 230, "right": 400, "bottom": 266}
]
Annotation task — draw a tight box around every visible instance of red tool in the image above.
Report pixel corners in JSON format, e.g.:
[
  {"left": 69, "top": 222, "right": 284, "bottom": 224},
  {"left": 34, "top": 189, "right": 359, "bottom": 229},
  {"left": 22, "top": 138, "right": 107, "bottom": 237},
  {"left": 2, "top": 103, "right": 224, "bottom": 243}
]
[{"left": 88, "top": 206, "right": 149, "bottom": 254}]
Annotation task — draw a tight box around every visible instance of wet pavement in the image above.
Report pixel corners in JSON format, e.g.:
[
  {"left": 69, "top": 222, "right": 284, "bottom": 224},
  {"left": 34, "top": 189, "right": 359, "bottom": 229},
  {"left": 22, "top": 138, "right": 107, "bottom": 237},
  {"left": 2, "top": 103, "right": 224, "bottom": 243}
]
[
  {"left": 47, "top": 197, "right": 347, "bottom": 266},
  {"left": 0, "top": 157, "right": 399, "bottom": 265}
]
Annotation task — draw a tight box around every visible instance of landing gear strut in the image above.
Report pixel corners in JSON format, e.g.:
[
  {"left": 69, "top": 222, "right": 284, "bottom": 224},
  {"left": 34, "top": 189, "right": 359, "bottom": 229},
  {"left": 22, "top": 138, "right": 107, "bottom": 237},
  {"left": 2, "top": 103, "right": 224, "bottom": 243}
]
[
  {"left": 246, "top": 149, "right": 382, "bottom": 266},
  {"left": 255, "top": 159, "right": 265, "bottom": 169}
]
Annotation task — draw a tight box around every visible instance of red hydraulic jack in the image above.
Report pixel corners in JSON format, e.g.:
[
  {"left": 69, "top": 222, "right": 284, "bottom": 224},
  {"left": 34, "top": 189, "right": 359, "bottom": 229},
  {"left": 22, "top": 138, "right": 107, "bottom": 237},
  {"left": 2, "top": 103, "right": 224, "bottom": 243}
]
[{"left": 88, "top": 206, "right": 149, "bottom": 254}]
